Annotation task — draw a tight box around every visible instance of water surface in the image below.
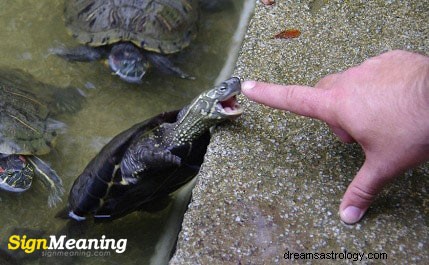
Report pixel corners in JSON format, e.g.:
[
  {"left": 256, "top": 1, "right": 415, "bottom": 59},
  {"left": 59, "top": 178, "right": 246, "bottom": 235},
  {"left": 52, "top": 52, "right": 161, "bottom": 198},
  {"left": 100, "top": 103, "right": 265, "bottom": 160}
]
[{"left": 0, "top": 1, "right": 250, "bottom": 264}]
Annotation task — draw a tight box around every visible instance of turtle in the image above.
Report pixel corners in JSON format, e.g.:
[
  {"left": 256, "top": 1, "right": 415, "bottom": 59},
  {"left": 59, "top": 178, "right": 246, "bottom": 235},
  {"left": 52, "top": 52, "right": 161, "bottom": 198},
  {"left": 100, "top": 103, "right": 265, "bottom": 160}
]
[
  {"left": 61, "top": 77, "right": 242, "bottom": 221},
  {"left": 53, "top": 0, "right": 233, "bottom": 83},
  {"left": 0, "top": 67, "right": 85, "bottom": 207}
]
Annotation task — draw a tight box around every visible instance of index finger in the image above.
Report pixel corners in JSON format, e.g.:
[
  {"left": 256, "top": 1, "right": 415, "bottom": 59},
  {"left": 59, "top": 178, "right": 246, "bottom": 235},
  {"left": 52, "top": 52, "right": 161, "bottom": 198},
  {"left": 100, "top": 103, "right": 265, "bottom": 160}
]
[{"left": 242, "top": 81, "right": 335, "bottom": 123}]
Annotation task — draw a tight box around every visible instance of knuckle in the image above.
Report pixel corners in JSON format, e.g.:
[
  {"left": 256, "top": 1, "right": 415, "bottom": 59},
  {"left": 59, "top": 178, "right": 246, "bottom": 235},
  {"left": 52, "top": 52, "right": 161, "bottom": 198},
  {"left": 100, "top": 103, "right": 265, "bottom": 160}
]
[
  {"left": 315, "top": 73, "right": 339, "bottom": 88},
  {"left": 348, "top": 184, "right": 379, "bottom": 204}
]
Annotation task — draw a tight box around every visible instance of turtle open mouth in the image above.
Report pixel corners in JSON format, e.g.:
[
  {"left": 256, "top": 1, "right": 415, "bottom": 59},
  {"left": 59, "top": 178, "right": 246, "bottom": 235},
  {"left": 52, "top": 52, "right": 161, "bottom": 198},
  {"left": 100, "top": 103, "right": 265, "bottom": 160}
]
[{"left": 217, "top": 93, "right": 243, "bottom": 118}]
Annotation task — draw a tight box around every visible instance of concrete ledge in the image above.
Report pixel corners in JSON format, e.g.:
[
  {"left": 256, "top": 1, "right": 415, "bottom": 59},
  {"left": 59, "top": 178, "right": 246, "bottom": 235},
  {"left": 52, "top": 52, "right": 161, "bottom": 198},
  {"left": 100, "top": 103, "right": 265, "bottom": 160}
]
[{"left": 171, "top": 1, "right": 429, "bottom": 264}]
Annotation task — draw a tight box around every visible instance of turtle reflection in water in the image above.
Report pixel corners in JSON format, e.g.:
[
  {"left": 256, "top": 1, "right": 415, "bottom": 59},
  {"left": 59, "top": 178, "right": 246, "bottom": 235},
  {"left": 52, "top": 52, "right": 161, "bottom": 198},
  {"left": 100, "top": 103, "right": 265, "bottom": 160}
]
[
  {"left": 64, "top": 77, "right": 242, "bottom": 221},
  {"left": 54, "top": 0, "right": 233, "bottom": 83},
  {"left": 0, "top": 67, "right": 85, "bottom": 207}
]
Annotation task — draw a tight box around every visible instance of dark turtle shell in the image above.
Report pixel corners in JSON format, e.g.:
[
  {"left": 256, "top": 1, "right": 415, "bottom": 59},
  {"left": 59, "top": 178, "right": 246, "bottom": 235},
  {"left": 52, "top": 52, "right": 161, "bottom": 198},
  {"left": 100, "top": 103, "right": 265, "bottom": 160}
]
[
  {"left": 64, "top": 0, "right": 199, "bottom": 54},
  {"left": 66, "top": 109, "right": 209, "bottom": 220}
]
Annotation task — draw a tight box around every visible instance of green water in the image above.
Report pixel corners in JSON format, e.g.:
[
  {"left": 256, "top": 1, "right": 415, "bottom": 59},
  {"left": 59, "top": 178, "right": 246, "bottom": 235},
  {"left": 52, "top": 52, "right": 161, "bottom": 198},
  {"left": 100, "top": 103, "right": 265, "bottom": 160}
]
[{"left": 0, "top": 1, "right": 250, "bottom": 264}]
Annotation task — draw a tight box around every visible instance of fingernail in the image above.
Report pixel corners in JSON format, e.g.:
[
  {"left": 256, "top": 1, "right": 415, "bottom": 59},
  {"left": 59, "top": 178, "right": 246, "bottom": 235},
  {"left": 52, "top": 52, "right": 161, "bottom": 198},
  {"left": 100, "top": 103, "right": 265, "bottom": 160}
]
[
  {"left": 341, "top": 206, "right": 364, "bottom": 224},
  {"left": 242, "top": 81, "right": 256, "bottom": 90}
]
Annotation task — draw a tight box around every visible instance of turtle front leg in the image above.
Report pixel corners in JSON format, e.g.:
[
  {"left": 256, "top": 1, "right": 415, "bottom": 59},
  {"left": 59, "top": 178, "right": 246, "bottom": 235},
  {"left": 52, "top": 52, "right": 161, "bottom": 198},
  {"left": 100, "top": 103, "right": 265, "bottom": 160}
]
[
  {"left": 50, "top": 45, "right": 107, "bottom": 61},
  {"left": 26, "top": 156, "right": 64, "bottom": 207},
  {"left": 146, "top": 52, "right": 195, "bottom": 80},
  {"left": 120, "top": 148, "right": 181, "bottom": 184}
]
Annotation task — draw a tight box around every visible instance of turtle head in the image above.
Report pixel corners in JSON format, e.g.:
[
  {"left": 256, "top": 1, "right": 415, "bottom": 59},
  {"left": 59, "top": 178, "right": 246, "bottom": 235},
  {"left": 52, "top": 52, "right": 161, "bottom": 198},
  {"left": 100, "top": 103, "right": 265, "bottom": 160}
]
[
  {"left": 0, "top": 155, "right": 33, "bottom": 193},
  {"left": 108, "top": 43, "right": 149, "bottom": 83},
  {"left": 171, "top": 77, "right": 243, "bottom": 145},
  {"left": 195, "top": 76, "right": 243, "bottom": 121}
]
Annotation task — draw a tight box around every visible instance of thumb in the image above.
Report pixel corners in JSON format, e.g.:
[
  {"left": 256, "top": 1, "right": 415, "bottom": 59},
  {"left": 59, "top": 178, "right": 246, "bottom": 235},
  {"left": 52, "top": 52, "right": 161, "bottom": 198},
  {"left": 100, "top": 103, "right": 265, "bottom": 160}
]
[{"left": 339, "top": 159, "right": 394, "bottom": 224}]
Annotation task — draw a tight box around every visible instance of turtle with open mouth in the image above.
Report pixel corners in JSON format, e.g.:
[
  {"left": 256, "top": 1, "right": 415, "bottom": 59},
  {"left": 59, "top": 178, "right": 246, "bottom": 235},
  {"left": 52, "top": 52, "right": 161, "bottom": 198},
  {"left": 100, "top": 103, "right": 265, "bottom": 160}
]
[{"left": 62, "top": 77, "right": 242, "bottom": 221}]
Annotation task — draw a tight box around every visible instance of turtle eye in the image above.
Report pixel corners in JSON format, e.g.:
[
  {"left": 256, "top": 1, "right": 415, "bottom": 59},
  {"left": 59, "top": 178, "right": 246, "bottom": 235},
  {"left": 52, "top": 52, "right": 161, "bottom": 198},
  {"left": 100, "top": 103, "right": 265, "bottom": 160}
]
[{"left": 219, "top": 86, "right": 227, "bottom": 92}]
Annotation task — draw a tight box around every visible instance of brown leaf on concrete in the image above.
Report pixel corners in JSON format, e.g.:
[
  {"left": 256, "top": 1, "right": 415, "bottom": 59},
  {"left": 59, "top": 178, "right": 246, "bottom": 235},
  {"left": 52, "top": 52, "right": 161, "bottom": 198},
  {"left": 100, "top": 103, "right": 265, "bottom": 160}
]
[{"left": 273, "top": 29, "right": 301, "bottom": 39}]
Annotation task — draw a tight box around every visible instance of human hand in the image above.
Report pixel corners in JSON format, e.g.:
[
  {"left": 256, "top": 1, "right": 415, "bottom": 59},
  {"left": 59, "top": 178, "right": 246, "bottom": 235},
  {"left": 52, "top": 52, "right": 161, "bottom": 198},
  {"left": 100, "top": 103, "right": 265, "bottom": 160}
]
[{"left": 242, "top": 50, "right": 429, "bottom": 224}]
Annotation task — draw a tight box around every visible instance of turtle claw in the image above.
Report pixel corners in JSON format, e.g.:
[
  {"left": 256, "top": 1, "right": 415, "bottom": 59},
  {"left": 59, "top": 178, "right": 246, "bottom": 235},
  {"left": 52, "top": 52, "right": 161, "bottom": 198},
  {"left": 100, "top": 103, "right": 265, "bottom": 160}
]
[
  {"left": 27, "top": 156, "right": 64, "bottom": 208},
  {"left": 180, "top": 73, "right": 196, "bottom": 80},
  {"left": 51, "top": 86, "right": 86, "bottom": 114},
  {"left": 146, "top": 52, "right": 194, "bottom": 80},
  {"left": 47, "top": 185, "right": 65, "bottom": 208}
]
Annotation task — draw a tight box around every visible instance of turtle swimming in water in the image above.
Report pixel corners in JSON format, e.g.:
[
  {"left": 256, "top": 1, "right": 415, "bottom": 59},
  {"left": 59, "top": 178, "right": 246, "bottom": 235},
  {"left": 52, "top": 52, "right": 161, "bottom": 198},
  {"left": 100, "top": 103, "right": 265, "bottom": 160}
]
[
  {"left": 54, "top": 0, "right": 233, "bottom": 83},
  {"left": 62, "top": 77, "right": 242, "bottom": 221},
  {"left": 0, "top": 67, "right": 85, "bottom": 207}
]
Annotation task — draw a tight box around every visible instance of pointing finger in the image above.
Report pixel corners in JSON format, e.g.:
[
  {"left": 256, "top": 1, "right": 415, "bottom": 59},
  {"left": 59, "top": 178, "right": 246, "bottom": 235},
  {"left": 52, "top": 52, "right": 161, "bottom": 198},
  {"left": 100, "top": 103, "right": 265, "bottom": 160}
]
[{"left": 242, "top": 81, "right": 335, "bottom": 123}]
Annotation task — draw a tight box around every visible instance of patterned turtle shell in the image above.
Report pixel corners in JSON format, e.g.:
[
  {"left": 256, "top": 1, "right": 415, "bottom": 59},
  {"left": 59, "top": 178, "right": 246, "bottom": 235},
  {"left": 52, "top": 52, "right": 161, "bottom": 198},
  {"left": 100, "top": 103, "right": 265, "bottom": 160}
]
[
  {"left": 0, "top": 68, "right": 63, "bottom": 156},
  {"left": 64, "top": 0, "right": 199, "bottom": 54}
]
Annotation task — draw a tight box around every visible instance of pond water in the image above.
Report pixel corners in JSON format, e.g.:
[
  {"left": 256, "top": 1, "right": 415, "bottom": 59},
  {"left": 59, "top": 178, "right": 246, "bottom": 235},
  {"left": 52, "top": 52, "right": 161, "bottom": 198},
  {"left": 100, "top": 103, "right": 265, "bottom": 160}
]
[{"left": 0, "top": 1, "right": 253, "bottom": 264}]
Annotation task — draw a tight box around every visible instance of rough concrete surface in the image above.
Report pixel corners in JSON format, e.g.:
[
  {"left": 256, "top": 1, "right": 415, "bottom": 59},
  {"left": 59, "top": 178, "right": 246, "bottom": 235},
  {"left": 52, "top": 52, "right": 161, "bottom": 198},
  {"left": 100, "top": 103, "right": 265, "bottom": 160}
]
[{"left": 171, "top": 1, "right": 429, "bottom": 264}]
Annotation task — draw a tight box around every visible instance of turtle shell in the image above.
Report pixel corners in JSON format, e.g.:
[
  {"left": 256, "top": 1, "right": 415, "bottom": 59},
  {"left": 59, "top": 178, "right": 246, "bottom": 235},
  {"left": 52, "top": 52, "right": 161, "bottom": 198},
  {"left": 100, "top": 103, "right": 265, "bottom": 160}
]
[
  {"left": 66, "top": 109, "right": 210, "bottom": 220},
  {"left": 64, "top": 0, "right": 199, "bottom": 54},
  {"left": 0, "top": 68, "right": 65, "bottom": 156}
]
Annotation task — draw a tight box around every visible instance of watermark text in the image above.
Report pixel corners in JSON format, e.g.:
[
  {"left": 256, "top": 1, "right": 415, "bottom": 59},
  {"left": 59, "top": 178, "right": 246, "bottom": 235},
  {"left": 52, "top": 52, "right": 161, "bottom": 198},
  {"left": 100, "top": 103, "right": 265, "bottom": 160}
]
[{"left": 283, "top": 249, "right": 387, "bottom": 261}]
